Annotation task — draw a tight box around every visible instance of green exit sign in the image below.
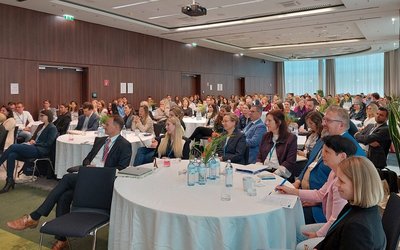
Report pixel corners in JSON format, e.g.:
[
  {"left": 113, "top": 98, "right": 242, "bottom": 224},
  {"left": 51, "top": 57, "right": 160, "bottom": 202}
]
[{"left": 63, "top": 14, "right": 74, "bottom": 21}]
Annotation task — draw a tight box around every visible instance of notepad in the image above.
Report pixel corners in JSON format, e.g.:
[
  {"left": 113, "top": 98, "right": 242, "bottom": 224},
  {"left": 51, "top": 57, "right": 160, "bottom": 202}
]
[
  {"left": 118, "top": 167, "right": 153, "bottom": 178},
  {"left": 263, "top": 194, "right": 298, "bottom": 209},
  {"left": 235, "top": 164, "right": 269, "bottom": 175}
]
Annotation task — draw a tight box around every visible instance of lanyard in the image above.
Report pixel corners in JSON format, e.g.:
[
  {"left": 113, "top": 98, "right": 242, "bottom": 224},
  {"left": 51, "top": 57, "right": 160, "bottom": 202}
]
[
  {"left": 327, "top": 207, "right": 352, "bottom": 234},
  {"left": 268, "top": 142, "right": 277, "bottom": 162}
]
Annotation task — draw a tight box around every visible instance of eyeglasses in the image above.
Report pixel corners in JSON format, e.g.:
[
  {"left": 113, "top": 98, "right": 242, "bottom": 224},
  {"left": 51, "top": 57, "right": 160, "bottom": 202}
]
[{"left": 322, "top": 117, "right": 342, "bottom": 123}]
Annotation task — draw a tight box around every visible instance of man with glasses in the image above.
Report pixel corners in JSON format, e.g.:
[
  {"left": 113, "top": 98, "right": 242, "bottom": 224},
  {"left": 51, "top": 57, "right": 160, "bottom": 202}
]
[
  {"left": 243, "top": 105, "right": 266, "bottom": 164},
  {"left": 355, "top": 107, "right": 391, "bottom": 169},
  {"left": 13, "top": 102, "right": 35, "bottom": 142},
  {"left": 294, "top": 105, "right": 365, "bottom": 224}
]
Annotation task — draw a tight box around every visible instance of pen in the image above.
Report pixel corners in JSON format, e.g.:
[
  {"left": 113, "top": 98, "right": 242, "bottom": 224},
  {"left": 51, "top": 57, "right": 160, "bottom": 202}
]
[{"left": 268, "top": 178, "right": 287, "bottom": 195}]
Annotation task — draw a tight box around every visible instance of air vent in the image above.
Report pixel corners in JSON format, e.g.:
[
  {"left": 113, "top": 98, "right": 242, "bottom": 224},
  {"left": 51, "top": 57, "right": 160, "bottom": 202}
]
[{"left": 279, "top": 1, "right": 301, "bottom": 8}]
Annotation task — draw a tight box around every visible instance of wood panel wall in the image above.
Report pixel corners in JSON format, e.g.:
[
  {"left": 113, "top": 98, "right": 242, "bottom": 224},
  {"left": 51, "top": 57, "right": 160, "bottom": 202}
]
[{"left": 0, "top": 3, "right": 276, "bottom": 114}]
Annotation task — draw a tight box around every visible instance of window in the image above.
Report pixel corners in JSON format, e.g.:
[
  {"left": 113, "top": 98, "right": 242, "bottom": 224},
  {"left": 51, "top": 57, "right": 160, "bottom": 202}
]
[
  {"left": 284, "top": 60, "right": 324, "bottom": 95},
  {"left": 335, "top": 53, "right": 384, "bottom": 95}
]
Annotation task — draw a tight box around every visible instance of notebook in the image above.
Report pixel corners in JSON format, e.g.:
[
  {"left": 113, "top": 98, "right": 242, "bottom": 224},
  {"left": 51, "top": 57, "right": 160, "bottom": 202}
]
[
  {"left": 235, "top": 164, "right": 269, "bottom": 174},
  {"left": 118, "top": 166, "right": 153, "bottom": 178}
]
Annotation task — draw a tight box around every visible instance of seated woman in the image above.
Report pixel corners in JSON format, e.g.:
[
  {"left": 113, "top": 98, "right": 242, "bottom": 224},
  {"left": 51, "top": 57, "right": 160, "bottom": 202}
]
[
  {"left": 294, "top": 99, "right": 306, "bottom": 118},
  {"left": 215, "top": 113, "right": 246, "bottom": 164},
  {"left": 349, "top": 100, "right": 365, "bottom": 121},
  {"left": 169, "top": 106, "right": 186, "bottom": 131},
  {"left": 0, "top": 110, "right": 57, "bottom": 193},
  {"left": 256, "top": 110, "right": 298, "bottom": 181},
  {"left": 68, "top": 101, "right": 80, "bottom": 121},
  {"left": 297, "top": 111, "right": 323, "bottom": 159},
  {"left": 314, "top": 156, "right": 386, "bottom": 249},
  {"left": 181, "top": 97, "right": 193, "bottom": 117},
  {"left": 277, "top": 135, "right": 357, "bottom": 250},
  {"left": 132, "top": 105, "right": 154, "bottom": 134},
  {"left": 133, "top": 117, "right": 190, "bottom": 166},
  {"left": 238, "top": 104, "right": 251, "bottom": 130},
  {"left": 189, "top": 104, "right": 229, "bottom": 143},
  {"left": 361, "top": 102, "right": 378, "bottom": 129},
  {"left": 0, "top": 106, "right": 16, "bottom": 150},
  {"left": 123, "top": 104, "right": 136, "bottom": 129}
]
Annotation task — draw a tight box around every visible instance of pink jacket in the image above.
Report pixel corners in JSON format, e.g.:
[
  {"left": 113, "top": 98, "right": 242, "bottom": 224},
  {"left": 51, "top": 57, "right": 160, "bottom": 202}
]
[{"left": 298, "top": 171, "right": 347, "bottom": 236}]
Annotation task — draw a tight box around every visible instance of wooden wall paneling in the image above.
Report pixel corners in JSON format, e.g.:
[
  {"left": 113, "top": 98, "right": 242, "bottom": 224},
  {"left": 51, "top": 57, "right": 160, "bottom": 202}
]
[
  {"left": 4, "top": 59, "right": 26, "bottom": 104},
  {"left": 164, "top": 71, "right": 181, "bottom": 97},
  {"left": 0, "top": 59, "right": 5, "bottom": 104}
]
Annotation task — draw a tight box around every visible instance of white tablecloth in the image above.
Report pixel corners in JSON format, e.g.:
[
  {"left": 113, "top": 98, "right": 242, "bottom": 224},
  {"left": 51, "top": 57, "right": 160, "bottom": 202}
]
[
  {"left": 109, "top": 161, "right": 305, "bottom": 250},
  {"left": 183, "top": 117, "right": 207, "bottom": 138},
  {"left": 54, "top": 131, "right": 152, "bottom": 179}
]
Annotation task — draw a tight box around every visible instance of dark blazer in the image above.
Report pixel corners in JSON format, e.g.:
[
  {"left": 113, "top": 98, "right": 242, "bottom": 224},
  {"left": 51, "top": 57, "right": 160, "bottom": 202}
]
[
  {"left": 82, "top": 135, "right": 132, "bottom": 170},
  {"left": 239, "top": 115, "right": 251, "bottom": 130},
  {"left": 75, "top": 113, "right": 99, "bottom": 131},
  {"left": 315, "top": 204, "right": 386, "bottom": 250},
  {"left": 216, "top": 128, "right": 247, "bottom": 164},
  {"left": 257, "top": 132, "right": 298, "bottom": 175},
  {"left": 355, "top": 123, "right": 391, "bottom": 169},
  {"left": 31, "top": 123, "right": 58, "bottom": 157},
  {"left": 53, "top": 112, "right": 71, "bottom": 135}
]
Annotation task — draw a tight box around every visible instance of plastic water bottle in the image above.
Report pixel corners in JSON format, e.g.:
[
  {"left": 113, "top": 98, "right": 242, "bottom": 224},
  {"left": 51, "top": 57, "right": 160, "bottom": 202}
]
[
  {"left": 225, "top": 160, "right": 233, "bottom": 187},
  {"left": 121, "top": 125, "right": 127, "bottom": 137},
  {"left": 97, "top": 126, "right": 104, "bottom": 137},
  {"left": 208, "top": 156, "right": 218, "bottom": 180},
  {"left": 196, "top": 110, "right": 202, "bottom": 120},
  {"left": 198, "top": 161, "right": 207, "bottom": 185},
  {"left": 214, "top": 154, "right": 221, "bottom": 178},
  {"left": 187, "top": 160, "right": 197, "bottom": 186}
]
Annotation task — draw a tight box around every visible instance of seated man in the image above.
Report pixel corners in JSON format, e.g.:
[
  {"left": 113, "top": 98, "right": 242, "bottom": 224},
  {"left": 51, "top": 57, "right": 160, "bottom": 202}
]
[
  {"left": 75, "top": 102, "right": 99, "bottom": 131},
  {"left": 355, "top": 107, "right": 391, "bottom": 169},
  {"left": 6, "top": 115, "right": 132, "bottom": 249},
  {"left": 13, "top": 102, "right": 35, "bottom": 142},
  {"left": 38, "top": 99, "right": 57, "bottom": 122},
  {"left": 243, "top": 105, "right": 266, "bottom": 164}
]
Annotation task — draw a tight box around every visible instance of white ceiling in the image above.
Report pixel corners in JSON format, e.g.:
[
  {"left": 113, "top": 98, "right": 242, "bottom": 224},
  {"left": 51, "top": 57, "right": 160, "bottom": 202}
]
[{"left": 2, "top": 0, "right": 399, "bottom": 61}]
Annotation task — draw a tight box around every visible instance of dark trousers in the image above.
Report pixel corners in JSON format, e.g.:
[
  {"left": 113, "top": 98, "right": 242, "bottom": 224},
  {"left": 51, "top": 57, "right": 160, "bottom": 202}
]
[
  {"left": 189, "top": 126, "right": 212, "bottom": 141},
  {"left": 0, "top": 144, "right": 41, "bottom": 180}
]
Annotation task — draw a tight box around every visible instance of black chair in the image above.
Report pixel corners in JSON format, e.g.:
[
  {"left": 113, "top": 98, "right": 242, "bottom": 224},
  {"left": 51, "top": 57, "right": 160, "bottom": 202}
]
[
  {"left": 243, "top": 145, "right": 250, "bottom": 165},
  {"left": 153, "top": 122, "right": 164, "bottom": 137},
  {"left": 39, "top": 167, "right": 116, "bottom": 250},
  {"left": 382, "top": 192, "right": 400, "bottom": 250}
]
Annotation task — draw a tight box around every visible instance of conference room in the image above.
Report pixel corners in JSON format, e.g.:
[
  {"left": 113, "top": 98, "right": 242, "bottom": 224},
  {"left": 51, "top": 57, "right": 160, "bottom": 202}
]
[{"left": 0, "top": 0, "right": 399, "bottom": 250}]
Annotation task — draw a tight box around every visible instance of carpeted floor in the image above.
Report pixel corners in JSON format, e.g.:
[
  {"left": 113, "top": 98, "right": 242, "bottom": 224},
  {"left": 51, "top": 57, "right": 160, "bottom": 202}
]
[{"left": 0, "top": 175, "right": 109, "bottom": 250}]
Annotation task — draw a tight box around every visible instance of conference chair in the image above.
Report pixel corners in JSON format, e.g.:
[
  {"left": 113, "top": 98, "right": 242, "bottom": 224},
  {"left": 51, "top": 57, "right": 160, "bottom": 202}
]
[
  {"left": 382, "top": 193, "right": 400, "bottom": 250},
  {"left": 39, "top": 167, "right": 116, "bottom": 250}
]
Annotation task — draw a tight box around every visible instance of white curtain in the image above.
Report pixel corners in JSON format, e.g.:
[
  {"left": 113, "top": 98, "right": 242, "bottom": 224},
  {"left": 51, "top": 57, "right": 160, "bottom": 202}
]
[
  {"left": 335, "top": 53, "right": 384, "bottom": 95},
  {"left": 384, "top": 49, "right": 400, "bottom": 97},
  {"left": 284, "top": 60, "right": 319, "bottom": 95}
]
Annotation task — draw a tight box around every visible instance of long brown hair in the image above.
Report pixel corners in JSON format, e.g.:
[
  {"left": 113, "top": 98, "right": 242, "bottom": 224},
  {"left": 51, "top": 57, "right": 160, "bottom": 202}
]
[{"left": 267, "top": 110, "right": 289, "bottom": 140}]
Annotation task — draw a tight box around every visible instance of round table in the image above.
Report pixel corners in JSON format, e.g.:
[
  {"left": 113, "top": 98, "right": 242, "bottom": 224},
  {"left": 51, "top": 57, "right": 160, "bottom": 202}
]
[
  {"left": 109, "top": 161, "right": 305, "bottom": 250},
  {"left": 54, "top": 131, "right": 152, "bottom": 179},
  {"left": 183, "top": 117, "right": 207, "bottom": 138}
]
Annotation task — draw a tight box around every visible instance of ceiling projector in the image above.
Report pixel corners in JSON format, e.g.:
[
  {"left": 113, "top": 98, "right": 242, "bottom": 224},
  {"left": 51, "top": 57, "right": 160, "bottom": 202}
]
[{"left": 181, "top": 2, "right": 207, "bottom": 17}]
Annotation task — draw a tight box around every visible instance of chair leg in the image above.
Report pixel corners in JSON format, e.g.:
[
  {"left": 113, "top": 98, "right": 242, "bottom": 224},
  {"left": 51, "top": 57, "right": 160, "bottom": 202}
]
[
  {"left": 32, "top": 160, "right": 38, "bottom": 181},
  {"left": 92, "top": 229, "right": 98, "bottom": 250},
  {"left": 39, "top": 233, "right": 44, "bottom": 250}
]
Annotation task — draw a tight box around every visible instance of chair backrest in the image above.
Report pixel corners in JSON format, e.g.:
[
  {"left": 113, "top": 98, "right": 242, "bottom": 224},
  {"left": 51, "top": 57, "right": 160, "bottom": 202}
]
[
  {"left": 153, "top": 122, "right": 164, "bottom": 137},
  {"left": 382, "top": 192, "right": 400, "bottom": 250},
  {"left": 13, "top": 126, "right": 19, "bottom": 144},
  {"left": 0, "top": 124, "right": 7, "bottom": 153},
  {"left": 72, "top": 167, "right": 116, "bottom": 214}
]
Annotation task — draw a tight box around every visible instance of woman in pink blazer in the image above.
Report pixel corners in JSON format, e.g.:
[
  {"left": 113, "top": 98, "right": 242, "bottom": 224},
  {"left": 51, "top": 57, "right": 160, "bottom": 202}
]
[{"left": 276, "top": 135, "right": 357, "bottom": 250}]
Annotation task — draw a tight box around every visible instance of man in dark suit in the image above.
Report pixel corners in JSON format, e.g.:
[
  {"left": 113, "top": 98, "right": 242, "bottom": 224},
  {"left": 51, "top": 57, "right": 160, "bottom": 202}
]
[
  {"left": 355, "top": 107, "right": 391, "bottom": 169},
  {"left": 75, "top": 102, "right": 99, "bottom": 131},
  {"left": 53, "top": 103, "right": 71, "bottom": 135},
  {"left": 7, "top": 115, "right": 132, "bottom": 249}
]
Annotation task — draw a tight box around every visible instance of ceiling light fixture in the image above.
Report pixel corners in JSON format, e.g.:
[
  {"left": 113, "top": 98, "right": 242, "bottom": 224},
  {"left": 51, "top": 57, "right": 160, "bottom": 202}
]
[
  {"left": 51, "top": 0, "right": 168, "bottom": 31},
  {"left": 174, "top": 6, "right": 343, "bottom": 32},
  {"left": 201, "top": 39, "right": 244, "bottom": 50},
  {"left": 113, "top": 0, "right": 159, "bottom": 10},
  {"left": 248, "top": 38, "right": 363, "bottom": 50}
]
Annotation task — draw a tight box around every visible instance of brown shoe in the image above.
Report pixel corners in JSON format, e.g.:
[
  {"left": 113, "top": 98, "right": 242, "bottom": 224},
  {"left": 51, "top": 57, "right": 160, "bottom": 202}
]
[
  {"left": 51, "top": 240, "right": 69, "bottom": 250},
  {"left": 6, "top": 215, "right": 39, "bottom": 230}
]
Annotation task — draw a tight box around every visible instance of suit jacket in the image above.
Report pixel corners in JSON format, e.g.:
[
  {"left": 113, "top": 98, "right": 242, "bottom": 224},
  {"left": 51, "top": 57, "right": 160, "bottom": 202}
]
[
  {"left": 216, "top": 128, "right": 247, "bottom": 164},
  {"left": 31, "top": 123, "right": 58, "bottom": 156},
  {"left": 75, "top": 113, "right": 99, "bottom": 131},
  {"left": 82, "top": 135, "right": 132, "bottom": 170},
  {"left": 355, "top": 123, "right": 391, "bottom": 169},
  {"left": 53, "top": 112, "right": 71, "bottom": 135},
  {"left": 315, "top": 204, "right": 386, "bottom": 250},
  {"left": 244, "top": 119, "right": 266, "bottom": 164},
  {"left": 257, "top": 132, "right": 298, "bottom": 176}
]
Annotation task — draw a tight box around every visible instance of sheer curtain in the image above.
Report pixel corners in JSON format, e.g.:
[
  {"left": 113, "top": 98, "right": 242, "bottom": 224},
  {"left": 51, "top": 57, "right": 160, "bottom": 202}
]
[
  {"left": 335, "top": 53, "right": 384, "bottom": 95},
  {"left": 284, "top": 60, "right": 320, "bottom": 95},
  {"left": 384, "top": 49, "right": 400, "bottom": 97}
]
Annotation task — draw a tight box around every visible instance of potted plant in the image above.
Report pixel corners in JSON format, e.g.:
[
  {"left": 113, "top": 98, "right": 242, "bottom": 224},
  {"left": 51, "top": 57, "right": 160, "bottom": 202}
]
[{"left": 387, "top": 96, "right": 400, "bottom": 168}]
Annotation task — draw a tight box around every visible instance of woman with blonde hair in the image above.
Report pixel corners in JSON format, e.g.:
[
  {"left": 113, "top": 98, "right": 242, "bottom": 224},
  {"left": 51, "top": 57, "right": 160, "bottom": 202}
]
[
  {"left": 314, "top": 156, "right": 386, "bottom": 249},
  {"left": 361, "top": 102, "right": 378, "bottom": 129},
  {"left": 133, "top": 117, "right": 190, "bottom": 165}
]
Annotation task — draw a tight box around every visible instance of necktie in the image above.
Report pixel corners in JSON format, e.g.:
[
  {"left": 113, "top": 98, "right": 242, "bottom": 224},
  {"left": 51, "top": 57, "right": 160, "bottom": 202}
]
[{"left": 102, "top": 138, "right": 111, "bottom": 162}]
